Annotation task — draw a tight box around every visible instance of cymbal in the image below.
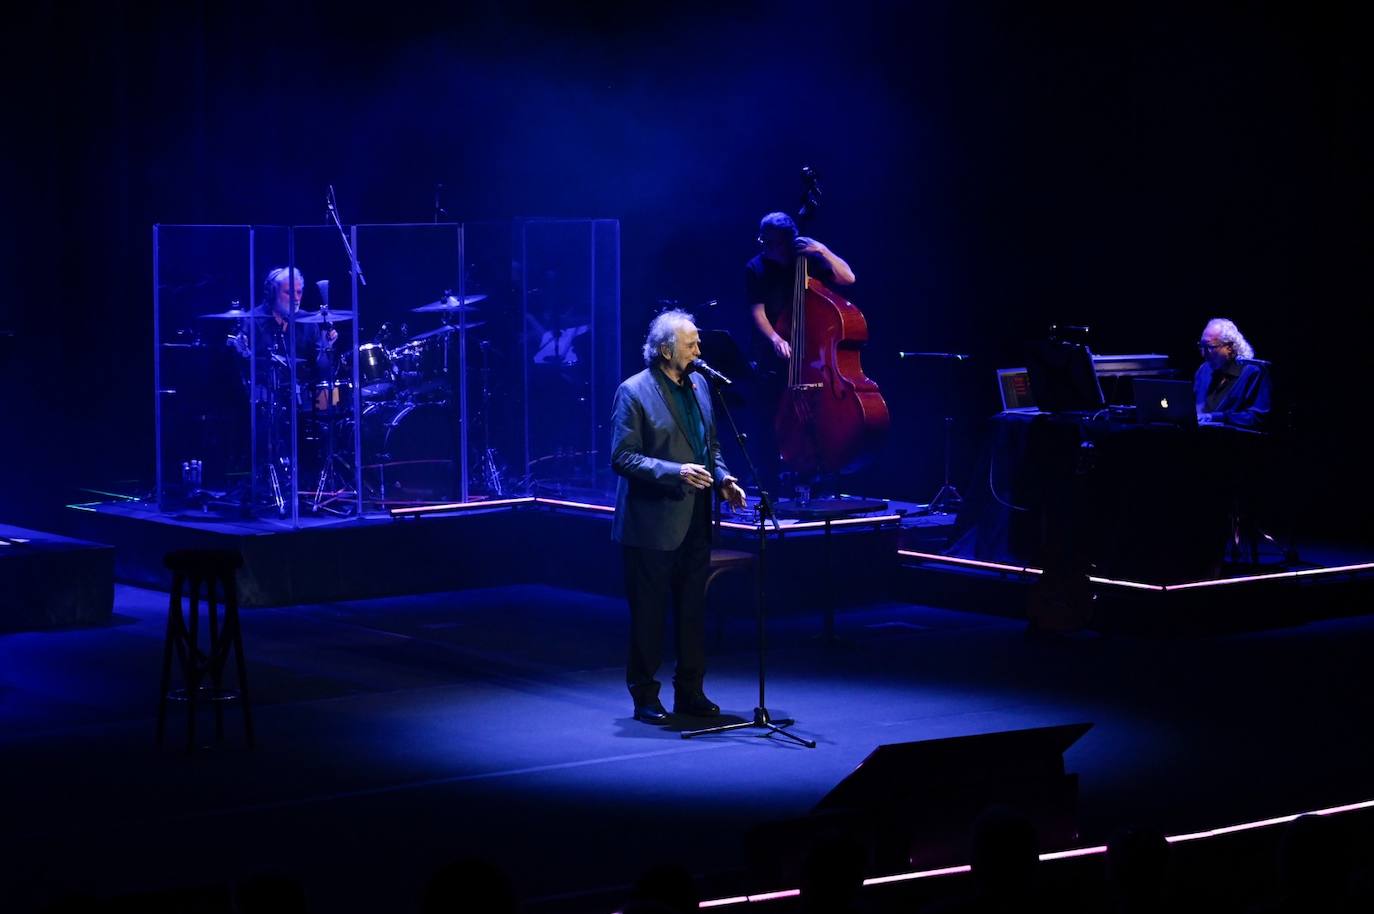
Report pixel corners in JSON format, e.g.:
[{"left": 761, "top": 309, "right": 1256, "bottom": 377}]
[
  {"left": 289, "top": 309, "right": 355, "bottom": 323},
  {"left": 198, "top": 306, "right": 355, "bottom": 323},
  {"left": 409, "top": 322, "right": 486, "bottom": 341},
  {"left": 413, "top": 293, "right": 487, "bottom": 313},
  {"left": 199, "top": 306, "right": 262, "bottom": 319}
]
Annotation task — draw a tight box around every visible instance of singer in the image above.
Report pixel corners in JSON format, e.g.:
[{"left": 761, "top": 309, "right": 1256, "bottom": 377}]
[{"left": 610, "top": 309, "right": 746, "bottom": 723}]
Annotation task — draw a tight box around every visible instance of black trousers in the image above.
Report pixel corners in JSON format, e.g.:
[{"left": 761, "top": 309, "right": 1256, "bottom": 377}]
[{"left": 623, "top": 490, "right": 712, "bottom": 704}]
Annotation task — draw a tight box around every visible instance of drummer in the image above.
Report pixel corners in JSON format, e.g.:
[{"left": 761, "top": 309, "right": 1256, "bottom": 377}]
[{"left": 245, "top": 267, "right": 338, "bottom": 384}]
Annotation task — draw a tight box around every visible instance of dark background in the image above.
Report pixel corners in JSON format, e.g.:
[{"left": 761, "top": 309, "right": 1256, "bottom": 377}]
[{"left": 3, "top": 1, "right": 1369, "bottom": 538}]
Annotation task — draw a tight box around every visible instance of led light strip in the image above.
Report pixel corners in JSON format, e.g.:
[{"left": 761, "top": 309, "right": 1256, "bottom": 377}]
[
  {"left": 897, "top": 549, "right": 1042, "bottom": 576},
  {"left": 898, "top": 550, "right": 1374, "bottom": 592},
  {"left": 389, "top": 497, "right": 536, "bottom": 516},
  {"left": 693, "top": 797, "right": 1374, "bottom": 908},
  {"left": 1165, "top": 562, "right": 1374, "bottom": 591},
  {"left": 722, "top": 514, "right": 902, "bottom": 533},
  {"left": 534, "top": 497, "right": 616, "bottom": 513}
]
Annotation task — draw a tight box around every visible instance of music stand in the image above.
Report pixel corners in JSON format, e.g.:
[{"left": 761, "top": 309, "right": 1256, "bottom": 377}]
[
  {"left": 699, "top": 329, "right": 755, "bottom": 394},
  {"left": 1024, "top": 340, "right": 1105, "bottom": 413},
  {"left": 897, "top": 351, "right": 974, "bottom": 514}
]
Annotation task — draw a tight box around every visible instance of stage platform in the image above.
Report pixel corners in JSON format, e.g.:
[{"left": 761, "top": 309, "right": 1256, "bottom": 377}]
[
  {"left": 0, "top": 523, "right": 114, "bottom": 632},
  {"left": 895, "top": 542, "right": 1374, "bottom": 634},
  {"left": 63, "top": 493, "right": 1370, "bottom": 635},
  {"left": 64, "top": 496, "right": 906, "bottom": 612}
]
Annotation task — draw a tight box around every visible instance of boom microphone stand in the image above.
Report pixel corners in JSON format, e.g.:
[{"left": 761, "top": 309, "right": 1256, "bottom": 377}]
[{"left": 681, "top": 362, "right": 816, "bottom": 748}]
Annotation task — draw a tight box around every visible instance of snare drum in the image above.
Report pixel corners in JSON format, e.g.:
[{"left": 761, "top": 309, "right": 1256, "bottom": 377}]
[
  {"left": 312, "top": 379, "right": 353, "bottom": 413},
  {"left": 357, "top": 343, "right": 395, "bottom": 399}
]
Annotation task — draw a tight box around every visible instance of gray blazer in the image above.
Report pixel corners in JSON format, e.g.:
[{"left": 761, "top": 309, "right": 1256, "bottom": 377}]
[{"left": 611, "top": 367, "right": 731, "bottom": 550}]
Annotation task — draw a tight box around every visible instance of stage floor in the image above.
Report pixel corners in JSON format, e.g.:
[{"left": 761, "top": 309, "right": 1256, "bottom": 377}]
[{"left": 2, "top": 582, "right": 1372, "bottom": 912}]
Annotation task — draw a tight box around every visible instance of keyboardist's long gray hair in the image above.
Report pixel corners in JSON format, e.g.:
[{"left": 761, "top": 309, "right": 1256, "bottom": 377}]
[
  {"left": 1204, "top": 318, "right": 1255, "bottom": 360},
  {"left": 642, "top": 309, "right": 695, "bottom": 367}
]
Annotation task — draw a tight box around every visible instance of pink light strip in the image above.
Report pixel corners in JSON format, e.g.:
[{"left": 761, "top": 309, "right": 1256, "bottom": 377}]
[
  {"left": 742, "top": 890, "right": 801, "bottom": 902},
  {"left": 1086, "top": 576, "right": 1165, "bottom": 592},
  {"left": 533, "top": 497, "right": 616, "bottom": 513},
  {"left": 806, "top": 514, "right": 903, "bottom": 528},
  {"left": 696, "top": 797, "right": 1374, "bottom": 908},
  {"left": 1039, "top": 845, "right": 1109, "bottom": 860},
  {"left": 861, "top": 864, "right": 972, "bottom": 886},
  {"left": 897, "top": 549, "right": 1043, "bottom": 576},
  {"left": 1167, "top": 799, "right": 1374, "bottom": 843},
  {"left": 389, "top": 497, "right": 535, "bottom": 516},
  {"left": 720, "top": 515, "right": 903, "bottom": 533},
  {"left": 1165, "top": 562, "right": 1374, "bottom": 591},
  {"left": 900, "top": 550, "right": 1374, "bottom": 592}
]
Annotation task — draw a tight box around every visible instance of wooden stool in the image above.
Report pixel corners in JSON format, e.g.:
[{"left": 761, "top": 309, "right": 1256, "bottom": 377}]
[
  {"left": 157, "top": 549, "right": 254, "bottom": 752},
  {"left": 707, "top": 548, "right": 755, "bottom": 647}
]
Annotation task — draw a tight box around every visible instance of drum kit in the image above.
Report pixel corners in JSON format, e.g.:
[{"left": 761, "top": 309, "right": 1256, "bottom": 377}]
[
  {"left": 199, "top": 292, "right": 490, "bottom": 514},
  {"left": 349, "top": 294, "right": 487, "bottom": 404}
]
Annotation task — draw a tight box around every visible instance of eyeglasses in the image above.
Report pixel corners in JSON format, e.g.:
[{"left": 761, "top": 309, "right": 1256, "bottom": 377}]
[{"left": 1197, "top": 341, "right": 1230, "bottom": 352}]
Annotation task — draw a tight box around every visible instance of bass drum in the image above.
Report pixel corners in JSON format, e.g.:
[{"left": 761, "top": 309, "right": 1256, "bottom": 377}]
[{"left": 360, "top": 402, "right": 458, "bottom": 504}]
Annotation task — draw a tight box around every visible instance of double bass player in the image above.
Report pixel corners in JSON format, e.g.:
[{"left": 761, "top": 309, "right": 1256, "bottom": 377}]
[{"left": 744, "top": 211, "right": 859, "bottom": 491}]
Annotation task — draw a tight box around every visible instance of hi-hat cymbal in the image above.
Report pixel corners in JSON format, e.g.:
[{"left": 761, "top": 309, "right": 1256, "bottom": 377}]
[
  {"left": 409, "top": 321, "right": 486, "bottom": 341},
  {"left": 413, "top": 293, "right": 487, "bottom": 313}
]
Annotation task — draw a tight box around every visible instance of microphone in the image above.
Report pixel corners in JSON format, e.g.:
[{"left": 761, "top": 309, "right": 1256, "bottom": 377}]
[
  {"left": 689, "top": 358, "right": 732, "bottom": 386},
  {"left": 316, "top": 279, "right": 330, "bottom": 308},
  {"left": 898, "top": 351, "right": 971, "bottom": 361}
]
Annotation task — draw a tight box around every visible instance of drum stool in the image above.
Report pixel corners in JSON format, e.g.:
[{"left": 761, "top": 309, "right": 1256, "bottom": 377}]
[{"left": 156, "top": 549, "right": 255, "bottom": 752}]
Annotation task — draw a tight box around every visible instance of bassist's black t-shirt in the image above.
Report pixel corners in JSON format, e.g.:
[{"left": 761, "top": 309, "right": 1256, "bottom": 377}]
[{"left": 743, "top": 253, "right": 833, "bottom": 327}]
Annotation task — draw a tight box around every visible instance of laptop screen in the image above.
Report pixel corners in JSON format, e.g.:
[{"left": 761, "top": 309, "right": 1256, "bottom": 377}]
[{"left": 1132, "top": 379, "right": 1196, "bottom": 426}]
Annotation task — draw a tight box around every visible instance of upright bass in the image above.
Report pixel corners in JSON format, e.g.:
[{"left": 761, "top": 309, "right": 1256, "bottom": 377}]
[{"left": 773, "top": 169, "right": 889, "bottom": 476}]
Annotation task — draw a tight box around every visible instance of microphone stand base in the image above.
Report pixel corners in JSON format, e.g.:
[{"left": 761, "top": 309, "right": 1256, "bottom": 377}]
[{"left": 680, "top": 707, "right": 816, "bottom": 748}]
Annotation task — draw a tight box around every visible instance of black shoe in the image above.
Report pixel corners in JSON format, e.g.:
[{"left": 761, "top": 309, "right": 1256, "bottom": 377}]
[
  {"left": 673, "top": 692, "right": 720, "bottom": 717},
  {"left": 633, "top": 701, "right": 671, "bottom": 723}
]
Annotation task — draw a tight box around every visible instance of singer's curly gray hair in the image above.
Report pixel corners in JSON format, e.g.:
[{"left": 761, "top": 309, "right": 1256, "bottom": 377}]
[
  {"left": 641, "top": 309, "right": 696, "bottom": 367},
  {"left": 1203, "top": 318, "right": 1255, "bottom": 360}
]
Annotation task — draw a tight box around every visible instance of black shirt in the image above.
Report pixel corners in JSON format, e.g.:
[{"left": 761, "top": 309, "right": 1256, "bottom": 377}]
[
  {"left": 744, "top": 253, "right": 834, "bottom": 327},
  {"left": 1202, "top": 359, "right": 1242, "bottom": 413},
  {"left": 657, "top": 366, "right": 708, "bottom": 466},
  {"left": 249, "top": 313, "right": 331, "bottom": 377}
]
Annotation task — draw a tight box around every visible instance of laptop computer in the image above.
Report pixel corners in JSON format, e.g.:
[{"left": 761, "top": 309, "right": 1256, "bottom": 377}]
[
  {"left": 996, "top": 367, "right": 1036, "bottom": 412},
  {"left": 1133, "top": 378, "right": 1196, "bottom": 427}
]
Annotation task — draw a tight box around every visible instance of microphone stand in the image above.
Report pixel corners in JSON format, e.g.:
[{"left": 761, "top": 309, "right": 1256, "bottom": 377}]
[
  {"left": 325, "top": 185, "right": 366, "bottom": 287},
  {"left": 681, "top": 371, "right": 816, "bottom": 748}
]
